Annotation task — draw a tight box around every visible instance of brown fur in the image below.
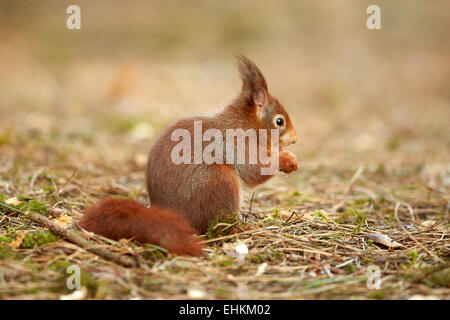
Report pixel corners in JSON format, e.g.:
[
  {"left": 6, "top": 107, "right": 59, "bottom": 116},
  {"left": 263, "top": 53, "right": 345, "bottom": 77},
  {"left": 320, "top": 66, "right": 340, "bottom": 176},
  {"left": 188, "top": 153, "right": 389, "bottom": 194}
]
[
  {"left": 81, "top": 56, "right": 298, "bottom": 256},
  {"left": 79, "top": 198, "right": 203, "bottom": 256}
]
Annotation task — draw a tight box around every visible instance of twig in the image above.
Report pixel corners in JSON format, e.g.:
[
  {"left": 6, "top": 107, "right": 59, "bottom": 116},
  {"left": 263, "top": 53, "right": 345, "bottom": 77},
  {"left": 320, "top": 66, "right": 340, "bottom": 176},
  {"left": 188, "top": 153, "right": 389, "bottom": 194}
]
[
  {"left": 53, "top": 167, "right": 81, "bottom": 196},
  {"left": 202, "top": 229, "right": 264, "bottom": 243},
  {"left": 394, "top": 201, "right": 416, "bottom": 227},
  {"left": 0, "top": 202, "right": 38, "bottom": 229},
  {"left": 283, "top": 211, "right": 303, "bottom": 224},
  {"left": 30, "top": 168, "right": 45, "bottom": 189},
  {"left": 402, "top": 228, "right": 443, "bottom": 263},
  {"left": 331, "top": 165, "right": 364, "bottom": 212},
  {"left": 445, "top": 200, "right": 449, "bottom": 222},
  {"left": 248, "top": 192, "right": 255, "bottom": 216},
  {"left": 25, "top": 211, "right": 137, "bottom": 267},
  {"left": 0, "top": 203, "right": 136, "bottom": 268}
]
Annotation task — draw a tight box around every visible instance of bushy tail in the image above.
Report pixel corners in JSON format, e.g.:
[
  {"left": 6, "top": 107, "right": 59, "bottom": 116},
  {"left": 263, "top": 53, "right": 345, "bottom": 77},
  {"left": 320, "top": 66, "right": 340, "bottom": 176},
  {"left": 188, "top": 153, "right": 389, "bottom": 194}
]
[{"left": 79, "top": 198, "right": 203, "bottom": 256}]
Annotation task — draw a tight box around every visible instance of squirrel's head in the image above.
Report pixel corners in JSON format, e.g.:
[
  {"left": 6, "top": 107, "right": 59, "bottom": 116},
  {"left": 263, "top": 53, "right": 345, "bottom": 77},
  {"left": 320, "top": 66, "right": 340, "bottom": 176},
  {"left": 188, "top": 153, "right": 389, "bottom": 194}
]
[{"left": 237, "top": 55, "right": 297, "bottom": 148}]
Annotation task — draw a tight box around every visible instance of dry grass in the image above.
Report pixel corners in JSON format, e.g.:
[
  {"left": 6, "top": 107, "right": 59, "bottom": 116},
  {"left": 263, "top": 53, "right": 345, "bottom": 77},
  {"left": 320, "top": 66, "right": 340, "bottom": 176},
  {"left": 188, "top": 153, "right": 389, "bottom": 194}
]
[
  {"left": 0, "top": 0, "right": 449, "bottom": 299},
  {"left": 0, "top": 162, "right": 448, "bottom": 299}
]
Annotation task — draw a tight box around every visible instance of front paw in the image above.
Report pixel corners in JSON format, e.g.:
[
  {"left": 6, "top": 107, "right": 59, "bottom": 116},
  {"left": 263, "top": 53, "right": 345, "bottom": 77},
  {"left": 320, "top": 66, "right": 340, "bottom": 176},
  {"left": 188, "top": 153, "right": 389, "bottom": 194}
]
[{"left": 279, "top": 150, "right": 298, "bottom": 174}]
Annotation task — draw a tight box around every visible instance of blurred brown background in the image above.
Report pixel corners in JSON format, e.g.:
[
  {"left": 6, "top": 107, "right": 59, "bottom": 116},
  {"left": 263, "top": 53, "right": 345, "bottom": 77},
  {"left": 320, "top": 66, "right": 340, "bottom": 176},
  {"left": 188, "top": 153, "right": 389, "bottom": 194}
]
[{"left": 0, "top": 0, "right": 449, "bottom": 192}]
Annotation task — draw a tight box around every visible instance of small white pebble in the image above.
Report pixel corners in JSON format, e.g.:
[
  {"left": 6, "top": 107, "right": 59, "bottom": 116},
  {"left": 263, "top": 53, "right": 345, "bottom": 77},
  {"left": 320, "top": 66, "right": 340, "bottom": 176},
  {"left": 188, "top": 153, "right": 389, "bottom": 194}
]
[
  {"left": 256, "top": 262, "right": 268, "bottom": 276},
  {"left": 59, "top": 287, "right": 87, "bottom": 300},
  {"left": 235, "top": 244, "right": 248, "bottom": 256},
  {"left": 409, "top": 294, "right": 439, "bottom": 300},
  {"left": 188, "top": 288, "right": 206, "bottom": 299}
]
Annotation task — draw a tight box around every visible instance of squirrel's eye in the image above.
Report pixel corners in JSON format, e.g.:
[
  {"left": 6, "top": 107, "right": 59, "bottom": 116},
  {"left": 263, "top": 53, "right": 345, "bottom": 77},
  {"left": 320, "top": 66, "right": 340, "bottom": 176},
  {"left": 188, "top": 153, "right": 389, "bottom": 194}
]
[{"left": 275, "top": 117, "right": 284, "bottom": 126}]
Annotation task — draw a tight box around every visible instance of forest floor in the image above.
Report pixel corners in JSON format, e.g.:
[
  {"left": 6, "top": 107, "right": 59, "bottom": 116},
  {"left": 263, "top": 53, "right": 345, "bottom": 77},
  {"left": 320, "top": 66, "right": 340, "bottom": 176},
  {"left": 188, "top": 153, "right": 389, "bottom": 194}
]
[
  {"left": 0, "top": 85, "right": 448, "bottom": 299},
  {"left": 0, "top": 0, "right": 449, "bottom": 299}
]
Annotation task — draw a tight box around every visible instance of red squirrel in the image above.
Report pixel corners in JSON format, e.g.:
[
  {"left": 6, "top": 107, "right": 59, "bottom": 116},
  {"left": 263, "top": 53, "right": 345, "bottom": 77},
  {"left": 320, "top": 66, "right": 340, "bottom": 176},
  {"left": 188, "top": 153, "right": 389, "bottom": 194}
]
[{"left": 80, "top": 55, "right": 298, "bottom": 256}]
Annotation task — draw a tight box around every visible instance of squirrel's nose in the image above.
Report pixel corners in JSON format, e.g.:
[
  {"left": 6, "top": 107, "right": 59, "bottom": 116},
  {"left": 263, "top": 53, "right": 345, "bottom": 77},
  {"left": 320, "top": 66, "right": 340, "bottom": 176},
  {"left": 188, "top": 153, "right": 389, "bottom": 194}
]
[{"left": 291, "top": 133, "right": 297, "bottom": 144}]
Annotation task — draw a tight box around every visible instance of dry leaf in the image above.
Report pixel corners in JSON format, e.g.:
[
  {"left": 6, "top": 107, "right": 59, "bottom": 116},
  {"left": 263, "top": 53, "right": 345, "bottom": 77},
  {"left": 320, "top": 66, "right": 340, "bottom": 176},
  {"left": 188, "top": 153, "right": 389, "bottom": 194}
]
[
  {"left": 421, "top": 220, "right": 436, "bottom": 227},
  {"left": 5, "top": 197, "right": 21, "bottom": 206},
  {"left": 53, "top": 214, "right": 72, "bottom": 229},
  {"left": 364, "top": 232, "right": 404, "bottom": 249},
  {"left": 11, "top": 231, "right": 27, "bottom": 249}
]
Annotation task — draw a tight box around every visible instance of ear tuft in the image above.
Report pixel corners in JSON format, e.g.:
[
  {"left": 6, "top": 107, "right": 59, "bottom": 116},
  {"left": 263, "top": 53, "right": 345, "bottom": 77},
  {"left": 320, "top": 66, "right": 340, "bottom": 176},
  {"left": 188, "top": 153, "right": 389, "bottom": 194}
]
[{"left": 236, "top": 54, "right": 268, "bottom": 92}]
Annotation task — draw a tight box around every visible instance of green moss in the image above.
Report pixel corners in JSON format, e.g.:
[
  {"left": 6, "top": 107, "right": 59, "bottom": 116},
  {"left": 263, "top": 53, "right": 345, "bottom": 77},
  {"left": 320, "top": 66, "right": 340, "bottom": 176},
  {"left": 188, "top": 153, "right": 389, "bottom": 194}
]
[
  {"left": 0, "top": 245, "right": 16, "bottom": 259},
  {"left": 420, "top": 262, "right": 450, "bottom": 288},
  {"left": 408, "top": 249, "right": 419, "bottom": 266},
  {"left": 101, "top": 114, "right": 140, "bottom": 134},
  {"left": 50, "top": 259, "right": 72, "bottom": 273},
  {"left": 0, "top": 236, "right": 12, "bottom": 243},
  {"left": 49, "top": 259, "right": 108, "bottom": 298},
  {"left": 402, "top": 262, "right": 449, "bottom": 289},
  {"left": 272, "top": 208, "right": 279, "bottom": 219},
  {"left": 218, "top": 257, "right": 235, "bottom": 267},
  {"left": 314, "top": 210, "right": 328, "bottom": 221},
  {"left": 247, "top": 251, "right": 285, "bottom": 264},
  {"left": 427, "top": 267, "right": 450, "bottom": 287},
  {"left": 143, "top": 278, "right": 166, "bottom": 292},
  {"left": 3, "top": 226, "right": 18, "bottom": 236},
  {"left": 368, "top": 290, "right": 386, "bottom": 300},
  {"left": 214, "top": 288, "right": 229, "bottom": 298},
  {"left": 362, "top": 257, "right": 373, "bottom": 265},
  {"left": 282, "top": 190, "right": 310, "bottom": 206},
  {"left": 335, "top": 207, "right": 367, "bottom": 225},
  {"left": 21, "top": 230, "right": 59, "bottom": 248},
  {"left": 205, "top": 212, "right": 240, "bottom": 239},
  {"left": 81, "top": 270, "right": 106, "bottom": 298},
  {"left": 353, "top": 197, "right": 372, "bottom": 205},
  {"left": 0, "top": 196, "right": 49, "bottom": 216},
  {"left": 0, "top": 129, "right": 12, "bottom": 146},
  {"left": 18, "top": 199, "right": 49, "bottom": 215},
  {"left": 248, "top": 253, "right": 270, "bottom": 264},
  {"left": 141, "top": 244, "right": 167, "bottom": 261},
  {"left": 42, "top": 186, "right": 55, "bottom": 194},
  {"left": 271, "top": 250, "right": 285, "bottom": 261},
  {"left": 167, "top": 266, "right": 184, "bottom": 274},
  {"left": 343, "top": 264, "right": 356, "bottom": 273}
]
